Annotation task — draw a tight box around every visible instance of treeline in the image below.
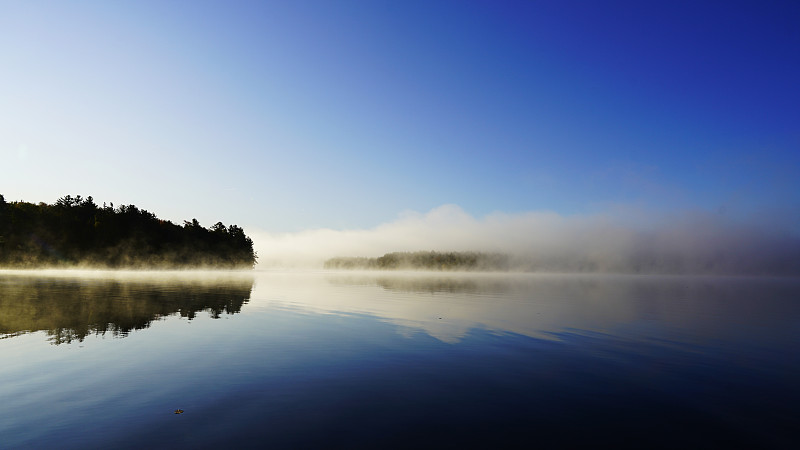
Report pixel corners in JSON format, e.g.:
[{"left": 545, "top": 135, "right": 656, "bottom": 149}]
[
  {"left": 324, "top": 251, "right": 510, "bottom": 271},
  {"left": 0, "top": 194, "right": 257, "bottom": 269}
]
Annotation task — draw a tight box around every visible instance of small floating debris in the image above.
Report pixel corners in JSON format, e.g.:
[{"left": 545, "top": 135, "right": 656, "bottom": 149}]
[{"left": 174, "top": 409, "right": 184, "bottom": 414}]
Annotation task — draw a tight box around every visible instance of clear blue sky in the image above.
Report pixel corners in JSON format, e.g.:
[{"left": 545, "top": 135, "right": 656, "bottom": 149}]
[{"left": 2, "top": 0, "right": 798, "bottom": 232}]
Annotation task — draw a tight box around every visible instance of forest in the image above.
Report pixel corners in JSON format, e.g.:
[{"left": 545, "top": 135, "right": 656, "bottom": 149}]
[
  {"left": 324, "top": 251, "right": 510, "bottom": 271},
  {"left": 0, "top": 194, "right": 257, "bottom": 269}
]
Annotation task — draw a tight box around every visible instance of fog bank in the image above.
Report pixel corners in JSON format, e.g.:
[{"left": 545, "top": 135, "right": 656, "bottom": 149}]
[{"left": 250, "top": 205, "right": 800, "bottom": 275}]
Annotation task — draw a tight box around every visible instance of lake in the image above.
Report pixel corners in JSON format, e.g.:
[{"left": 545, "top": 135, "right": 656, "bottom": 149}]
[{"left": 1, "top": 270, "right": 798, "bottom": 448}]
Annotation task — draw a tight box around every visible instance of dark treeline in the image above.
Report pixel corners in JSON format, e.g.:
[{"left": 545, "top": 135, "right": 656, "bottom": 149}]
[
  {"left": 324, "top": 251, "right": 510, "bottom": 271},
  {"left": 0, "top": 194, "right": 257, "bottom": 269}
]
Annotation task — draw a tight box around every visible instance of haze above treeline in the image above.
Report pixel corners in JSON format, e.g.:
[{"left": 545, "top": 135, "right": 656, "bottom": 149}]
[
  {"left": 3, "top": 194, "right": 800, "bottom": 276},
  {"left": 0, "top": 194, "right": 256, "bottom": 269},
  {"left": 256, "top": 205, "right": 800, "bottom": 276}
]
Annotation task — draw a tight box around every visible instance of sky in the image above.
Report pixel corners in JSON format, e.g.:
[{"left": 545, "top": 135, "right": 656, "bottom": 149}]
[{"left": 2, "top": 1, "right": 799, "bottom": 267}]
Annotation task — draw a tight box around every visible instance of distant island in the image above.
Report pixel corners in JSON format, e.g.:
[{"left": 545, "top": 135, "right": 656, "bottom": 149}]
[
  {"left": 324, "top": 251, "right": 510, "bottom": 271},
  {"left": 0, "top": 194, "right": 257, "bottom": 269}
]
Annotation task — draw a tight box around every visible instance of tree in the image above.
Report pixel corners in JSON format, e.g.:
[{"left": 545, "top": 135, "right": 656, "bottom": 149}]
[{"left": 0, "top": 195, "right": 258, "bottom": 269}]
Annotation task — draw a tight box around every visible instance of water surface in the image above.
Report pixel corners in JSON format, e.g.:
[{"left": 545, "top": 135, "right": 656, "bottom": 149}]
[{"left": 1, "top": 270, "right": 798, "bottom": 448}]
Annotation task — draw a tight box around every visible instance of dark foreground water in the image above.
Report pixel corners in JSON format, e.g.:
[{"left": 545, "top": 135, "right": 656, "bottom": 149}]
[{"left": 1, "top": 270, "right": 798, "bottom": 449}]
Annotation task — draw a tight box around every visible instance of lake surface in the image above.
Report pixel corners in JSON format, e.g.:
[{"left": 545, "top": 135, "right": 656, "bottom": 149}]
[{"left": 1, "top": 270, "right": 798, "bottom": 448}]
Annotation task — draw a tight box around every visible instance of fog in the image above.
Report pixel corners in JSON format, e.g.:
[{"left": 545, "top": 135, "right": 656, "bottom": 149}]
[
  {"left": 251, "top": 205, "right": 800, "bottom": 275},
  {"left": 249, "top": 271, "right": 800, "bottom": 344},
  {"left": 0, "top": 268, "right": 256, "bottom": 283}
]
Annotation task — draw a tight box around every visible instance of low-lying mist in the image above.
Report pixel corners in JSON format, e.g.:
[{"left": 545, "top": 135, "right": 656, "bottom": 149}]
[{"left": 251, "top": 205, "right": 800, "bottom": 276}]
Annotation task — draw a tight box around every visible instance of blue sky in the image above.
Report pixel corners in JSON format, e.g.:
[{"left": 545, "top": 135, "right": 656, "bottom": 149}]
[{"left": 2, "top": 0, "right": 798, "bottom": 233}]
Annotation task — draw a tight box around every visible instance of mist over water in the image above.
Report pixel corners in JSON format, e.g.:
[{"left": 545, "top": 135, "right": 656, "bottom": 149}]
[
  {"left": 2, "top": 270, "right": 798, "bottom": 448},
  {"left": 251, "top": 205, "right": 800, "bottom": 275}
]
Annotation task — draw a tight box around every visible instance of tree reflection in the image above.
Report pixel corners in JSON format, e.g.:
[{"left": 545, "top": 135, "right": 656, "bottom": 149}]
[
  {"left": 0, "top": 274, "right": 254, "bottom": 344},
  {"left": 328, "top": 274, "right": 512, "bottom": 295}
]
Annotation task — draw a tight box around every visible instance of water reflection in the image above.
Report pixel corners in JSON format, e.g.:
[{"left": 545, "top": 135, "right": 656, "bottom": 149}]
[
  {"left": 320, "top": 272, "right": 800, "bottom": 345},
  {"left": 0, "top": 271, "right": 254, "bottom": 344},
  {"left": 2, "top": 270, "right": 798, "bottom": 448},
  {"left": 329, "top": 273, "right": 510, "bottom": 294}
]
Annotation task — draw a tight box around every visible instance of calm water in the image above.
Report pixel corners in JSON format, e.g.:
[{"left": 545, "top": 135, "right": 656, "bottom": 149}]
[{"left": 1, "top": 270, "right": 798, "bottom": 449}]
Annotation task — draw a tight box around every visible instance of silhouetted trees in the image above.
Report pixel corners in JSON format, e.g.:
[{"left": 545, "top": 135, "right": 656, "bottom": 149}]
[
  {"left": 0, "top": 194, "right": 257, "bottom": 269},
  {"left": 324, "top": 251, "right": 509, "bottom": 271}
]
